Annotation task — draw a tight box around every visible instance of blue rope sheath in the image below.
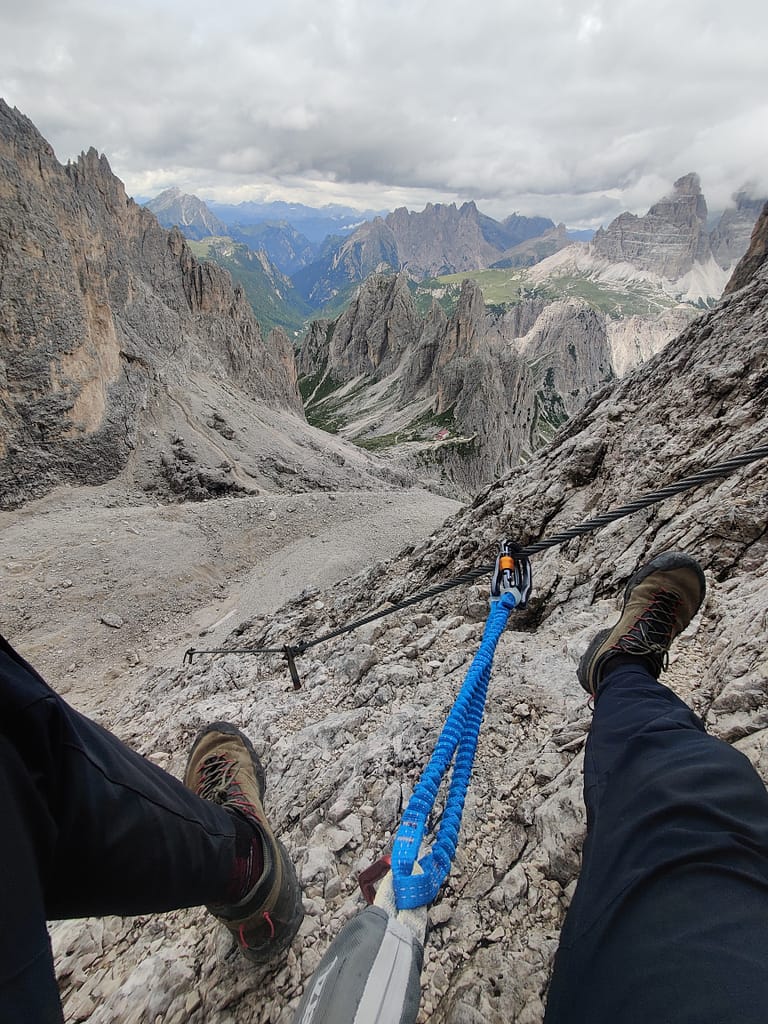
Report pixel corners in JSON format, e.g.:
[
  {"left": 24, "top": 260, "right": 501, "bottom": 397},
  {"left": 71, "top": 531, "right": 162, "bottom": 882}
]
[{"left": 391, "top": 591, "right": 518, "bottom": 909}]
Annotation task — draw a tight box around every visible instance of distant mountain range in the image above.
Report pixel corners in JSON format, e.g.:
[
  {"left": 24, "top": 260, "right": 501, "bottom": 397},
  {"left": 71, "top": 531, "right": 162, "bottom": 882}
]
[
  {"left": 291, "top": 202, "right": 564, "bottom": 306},
  {"left": 144, "top": 189, "right": 576, "bottom": 329},
  {"left": 143, "top": 178, "right": 765, "bottom": 341},
  {"left": 5, "top": 98, "right": 766, "bottom": 504},
  {"left": 207, "top": 199, "right": 385, "bottom": 243},
  {"left": 145, "top": 188, "right": 567, "bottom": 293}
]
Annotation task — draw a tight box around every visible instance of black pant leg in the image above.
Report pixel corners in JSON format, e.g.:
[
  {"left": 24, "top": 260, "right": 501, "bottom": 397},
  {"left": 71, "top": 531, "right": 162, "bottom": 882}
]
[
  {"left": 545, "top": 664, "right": 768, "bottom": 1024},
  {"left": 0, "top": 634, "right": 238, "bottom": 918},
  {"left": 0, "top": 735, "right": 63, "bottom": 1023}
]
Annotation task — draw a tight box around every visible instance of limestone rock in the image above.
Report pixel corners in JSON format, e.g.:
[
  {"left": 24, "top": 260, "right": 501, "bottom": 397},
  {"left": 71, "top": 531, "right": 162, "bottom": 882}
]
[
  {"left": 591, "top": 172, "right": 711, "bottom": 278},
  {"left": 723, "top": 201, "right": 768, "bottom": 295}
]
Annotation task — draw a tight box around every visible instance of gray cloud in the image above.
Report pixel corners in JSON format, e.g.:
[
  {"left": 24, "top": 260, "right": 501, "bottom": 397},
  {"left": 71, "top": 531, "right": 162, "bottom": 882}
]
[{"left": 1, "top": 0, "right": 766, "bottom": 226}]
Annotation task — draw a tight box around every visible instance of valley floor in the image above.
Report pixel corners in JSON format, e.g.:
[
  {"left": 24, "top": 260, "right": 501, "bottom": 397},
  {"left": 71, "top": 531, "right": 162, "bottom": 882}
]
[{"left": 0, "top": 483, "right": 461, "bottom": 715}]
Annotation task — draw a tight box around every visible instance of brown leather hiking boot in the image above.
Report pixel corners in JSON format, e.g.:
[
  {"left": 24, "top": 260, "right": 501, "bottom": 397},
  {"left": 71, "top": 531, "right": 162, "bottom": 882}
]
[
  {"left": 577, "top": 552, "right": 706, "bottom": 696},
  {"left": 184, "top": 722, "right": 303, "bottom": 965}
]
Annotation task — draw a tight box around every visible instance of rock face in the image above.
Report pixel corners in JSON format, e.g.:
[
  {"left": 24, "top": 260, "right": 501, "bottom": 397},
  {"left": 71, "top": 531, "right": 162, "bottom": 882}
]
[
  {"left": 0, "top": 102, "right": 405, "bottom": 508},
  {"left": 298, "top": 273, "right": 621, "bottom": 493},
  {"left": 511, "top": 299, "right": 613, "bottom": 437},
  {"left": 591, "top": 173, "right": 711, "bottom": 278},
  {"left": 51, "top": 203, "right": 768, "bottom": 1023},
  {"left": 586, "top": 175, "right": 767, "bottom": 289},
  {"left": 146, "top": 187, "right": 229, "bottom": 240},
  {"left": 723, "top": 201, "right": 768, "bottom": 295},
  {"left": 386, "top": 202, "right": 504, "bottom": 278},
  {"left": 711, "top": 192, "right": 767, "bottom": 270}
]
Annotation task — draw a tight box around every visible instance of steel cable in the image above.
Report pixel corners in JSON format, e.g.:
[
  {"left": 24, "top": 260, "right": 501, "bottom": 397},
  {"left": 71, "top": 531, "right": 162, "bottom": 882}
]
[{"left": 183, "top": 442, "right": 768, "bottom": 670}]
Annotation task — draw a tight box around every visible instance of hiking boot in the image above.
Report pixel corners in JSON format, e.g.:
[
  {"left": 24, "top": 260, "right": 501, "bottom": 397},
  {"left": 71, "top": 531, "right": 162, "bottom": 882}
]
[
  {"left": 577, "top": 552, "right": 706, "bottom": 696},
  {"left": 184, "top": 722, "right": 303, "bottom": 965}
]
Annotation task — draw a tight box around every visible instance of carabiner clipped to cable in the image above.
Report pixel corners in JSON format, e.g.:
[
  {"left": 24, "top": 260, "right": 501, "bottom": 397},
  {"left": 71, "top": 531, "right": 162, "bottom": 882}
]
[{"left": 490, "top": 539, "right": 532, "bottom": 608}]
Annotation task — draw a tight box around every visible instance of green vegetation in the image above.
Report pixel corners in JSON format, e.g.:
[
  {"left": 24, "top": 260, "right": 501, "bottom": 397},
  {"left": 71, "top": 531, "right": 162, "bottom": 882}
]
[
  {"left": 413, "top": 269, "right": 554, "bottom": 317},
  {"left": 298, "top": 361, "right": 328, "bottom": 402},
  {"left": 301, "top": 375, "right": 368, "bottom": 434},
  {"left": 543, "top": 274, "right": 675, "bottom": 317},
  {"left": 188, "top": 237, "right": 312, "bottom": 335},
  {"left": 437, "top": 268, "right": 530, "bottom": 305},
  {"left": 533, "top": 387, "right": 569, "bottom": 445},
  {"left": 353, "top": 432, "right": 402, "bottom": 451},
  {"left": 314, "top": 285, "right": 362, "bottom": 322},
  {"left": 352, "top": 404, "right": 458, "bottom": 451},
  {"left": 412, "top": 265, "right": 682, "bottom": 320},
  {"left": 414, "top": 436, "right": 477, "bottom": 466},
  {"left": 410, "top": 278, "right": 463, "bottom": 317}
]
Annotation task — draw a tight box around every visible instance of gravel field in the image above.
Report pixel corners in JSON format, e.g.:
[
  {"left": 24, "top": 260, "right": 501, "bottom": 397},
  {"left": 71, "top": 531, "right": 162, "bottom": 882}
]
[{"left": 0, "top": 482, "right": 461, "bottom": 712}]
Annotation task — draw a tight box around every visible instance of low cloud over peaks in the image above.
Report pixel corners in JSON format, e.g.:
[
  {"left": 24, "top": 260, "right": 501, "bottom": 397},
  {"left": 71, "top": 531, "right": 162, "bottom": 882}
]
[{"left": 1, "top": 0, "right": 766, "bottom": 225}]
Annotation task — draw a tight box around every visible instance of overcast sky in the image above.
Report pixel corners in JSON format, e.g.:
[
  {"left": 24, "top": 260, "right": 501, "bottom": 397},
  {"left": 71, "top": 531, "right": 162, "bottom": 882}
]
[{"left": 1, "top": 0, "right": 766, "bottom": 227}]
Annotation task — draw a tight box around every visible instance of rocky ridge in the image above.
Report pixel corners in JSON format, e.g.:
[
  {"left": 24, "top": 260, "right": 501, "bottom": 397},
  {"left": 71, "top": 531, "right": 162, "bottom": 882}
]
[
  {"left": 50, "top": 207, "right": 768, "bottom": 1022},
  {"left": 0, "top": 102, "right": 406, "bottom": 508},
  {"left": 296, "top": 269, "right": 679, "bottom": 494}
]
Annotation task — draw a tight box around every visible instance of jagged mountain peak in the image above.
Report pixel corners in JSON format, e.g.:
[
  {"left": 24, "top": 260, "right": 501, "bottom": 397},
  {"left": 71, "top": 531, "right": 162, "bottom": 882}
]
[{"left": 670, "top": 170, "right": 703, "bottom": 195}]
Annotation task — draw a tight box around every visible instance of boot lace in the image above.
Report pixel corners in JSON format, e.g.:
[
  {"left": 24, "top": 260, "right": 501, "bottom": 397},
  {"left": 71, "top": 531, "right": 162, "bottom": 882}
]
[
  {"left": 615, "top": 588, "right": 682, "bottom": 670},
  {"left": 195, "top": 753, "right": 259, "bottom": 818}
]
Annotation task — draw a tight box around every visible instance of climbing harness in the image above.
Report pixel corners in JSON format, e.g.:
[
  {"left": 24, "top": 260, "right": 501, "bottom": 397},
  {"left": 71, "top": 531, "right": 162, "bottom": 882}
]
[
  {"left": 183, "top": 442, "right": 768, "bottom": 685},
  {"left": 390, "top": 544, "right": 530, "bottom": 909}
]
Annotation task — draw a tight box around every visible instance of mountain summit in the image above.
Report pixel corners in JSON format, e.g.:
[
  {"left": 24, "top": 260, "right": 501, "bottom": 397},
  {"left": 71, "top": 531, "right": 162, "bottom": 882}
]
[
  {"left": 146, "top": 186, "right": 229, "bottom": 240},
  {"left": 591, "top": 173, "right": 711, "bottom": 277}
]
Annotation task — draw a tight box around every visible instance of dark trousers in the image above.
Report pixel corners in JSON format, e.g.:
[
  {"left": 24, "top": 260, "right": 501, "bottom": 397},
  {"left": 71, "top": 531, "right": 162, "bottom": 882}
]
[
  {"left": 0, "top": 634, "right": 238, "bottom": 1023},
  {"left": 545, "top": 663, "right": 768, "bottom": 1023}
]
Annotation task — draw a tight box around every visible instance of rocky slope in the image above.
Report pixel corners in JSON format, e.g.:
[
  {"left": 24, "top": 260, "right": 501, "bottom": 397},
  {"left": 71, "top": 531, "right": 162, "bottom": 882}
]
[
  {"left": 0, "top": 102, "right": 404, "bottom": 508},
  {"left": 50, "top": 206, "right": 768, "bottom": 1024},
  {"left": 724, "top": 200, "right": 768, "bottom": 295}
]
